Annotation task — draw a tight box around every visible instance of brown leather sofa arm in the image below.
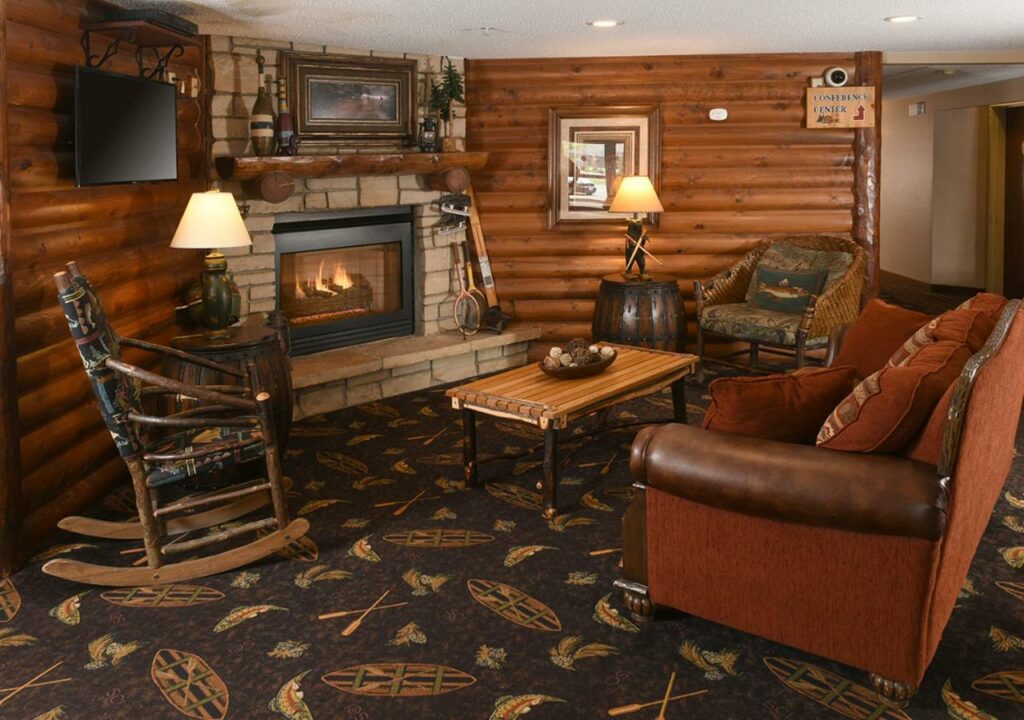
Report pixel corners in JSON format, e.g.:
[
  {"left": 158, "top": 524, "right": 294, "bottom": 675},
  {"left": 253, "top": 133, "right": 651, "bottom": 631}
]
[{"left": 630, "top": 423, "right": 948, "bottom": 540}]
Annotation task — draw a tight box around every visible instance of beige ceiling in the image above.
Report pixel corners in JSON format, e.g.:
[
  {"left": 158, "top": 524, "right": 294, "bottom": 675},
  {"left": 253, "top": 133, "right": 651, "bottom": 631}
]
[
  {"left": 120, "top": 1, "right": 1024, "bottom": 58},
  {"left": 884, "top": 63, "right": 1024, "bottom": 98}
]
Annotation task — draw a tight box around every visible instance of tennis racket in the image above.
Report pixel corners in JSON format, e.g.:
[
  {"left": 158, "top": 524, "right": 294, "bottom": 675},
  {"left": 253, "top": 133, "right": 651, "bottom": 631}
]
[
  {"left": 451, "top": 242, "right": 480, "bottom": 335},
  {"left": 464, "top": 241, "right": 488, "bottom": 313}
]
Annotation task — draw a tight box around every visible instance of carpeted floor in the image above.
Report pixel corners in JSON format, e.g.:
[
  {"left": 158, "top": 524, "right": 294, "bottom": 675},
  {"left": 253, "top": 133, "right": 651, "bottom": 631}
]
[{"left": 2, "top": 365, "right": 1024, "bottom": 720}]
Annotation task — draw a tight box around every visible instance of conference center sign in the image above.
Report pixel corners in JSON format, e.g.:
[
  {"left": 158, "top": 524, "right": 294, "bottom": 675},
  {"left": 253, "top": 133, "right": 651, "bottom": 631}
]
[{"left": 806, "top": 87, "right": 876, "bottom": 128}]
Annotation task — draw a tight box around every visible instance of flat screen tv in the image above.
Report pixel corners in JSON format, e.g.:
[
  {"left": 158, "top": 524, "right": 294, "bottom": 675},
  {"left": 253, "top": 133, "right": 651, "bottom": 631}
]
[{"left": 75, "top": 66, "right": 178, "bottom": 187}]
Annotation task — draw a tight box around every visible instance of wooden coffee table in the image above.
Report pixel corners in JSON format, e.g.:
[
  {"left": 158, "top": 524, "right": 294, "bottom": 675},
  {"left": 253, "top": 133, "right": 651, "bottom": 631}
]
[{"left": 447, "top": 344, "right": 698, "bottom": 517}]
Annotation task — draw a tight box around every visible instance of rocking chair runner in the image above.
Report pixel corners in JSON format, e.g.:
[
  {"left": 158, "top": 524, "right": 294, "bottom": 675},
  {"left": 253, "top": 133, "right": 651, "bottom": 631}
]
[{"left": 42, "top": 262, "right": 308, "bottom": 587}]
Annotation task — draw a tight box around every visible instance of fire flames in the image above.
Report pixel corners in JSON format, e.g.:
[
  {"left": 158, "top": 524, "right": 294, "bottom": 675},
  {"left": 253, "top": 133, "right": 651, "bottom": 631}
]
[{"left": 293, "top": 260, "right": 354, "bottom": 300}]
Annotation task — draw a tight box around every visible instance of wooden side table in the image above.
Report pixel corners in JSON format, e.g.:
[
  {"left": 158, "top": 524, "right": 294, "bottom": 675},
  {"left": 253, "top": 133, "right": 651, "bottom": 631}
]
[
  {"left": 165, "top": 323, "right": 293, "bottom": 449},
  {"left": 591, "top": 273, "right": 684, "bottom": 351}
]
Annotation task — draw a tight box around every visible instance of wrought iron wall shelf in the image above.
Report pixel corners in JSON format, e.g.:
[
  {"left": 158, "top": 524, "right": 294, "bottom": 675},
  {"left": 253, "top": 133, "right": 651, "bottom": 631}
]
[{"left": 81, "top": 20, "right": 200, "bottom": 80}]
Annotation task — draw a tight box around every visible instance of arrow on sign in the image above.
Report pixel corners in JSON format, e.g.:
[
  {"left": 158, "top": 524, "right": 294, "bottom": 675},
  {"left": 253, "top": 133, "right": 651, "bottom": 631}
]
[{"left": 854, "top": 105, "right": 866, "bottom": 121}]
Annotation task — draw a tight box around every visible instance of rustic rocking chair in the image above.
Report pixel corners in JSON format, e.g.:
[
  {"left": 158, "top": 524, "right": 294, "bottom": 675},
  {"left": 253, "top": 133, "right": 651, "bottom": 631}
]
[{"left": 42, "top": 263, "right": 308, "bottom": 587}]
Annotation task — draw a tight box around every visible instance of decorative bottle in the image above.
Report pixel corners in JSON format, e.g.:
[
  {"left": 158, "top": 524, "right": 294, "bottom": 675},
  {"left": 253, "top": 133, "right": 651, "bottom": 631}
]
[
  {"left": 275, "top": 73, "right": 296, "bottom": 156},
  {"left": 249, "top": 51, "right": 275, "bottom": 156}
]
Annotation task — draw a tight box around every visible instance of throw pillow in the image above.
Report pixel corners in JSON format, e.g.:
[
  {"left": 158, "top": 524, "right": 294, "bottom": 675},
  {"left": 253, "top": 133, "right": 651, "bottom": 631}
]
[
  {"left": 904, "top": 382, "right": 957, "bottom": 466},
  {"left": 832, "top": 299, "right": 932, "bottom": 379},
  {"left": 749, "top": 267, "right": 826, "bottom": 314},
  {"left": 701, "top": 365, "right": 859, "bottom": 444},
  {"left": 958, "top": 292, "right": 1007, "bottom": 322},
  {"left": 744, "top": 242, "right": 852, "bottom": 301},
  {"left": 887, "top": 308, "right": 995, "bottom": 367},
  {"left": 817, "top": 340, "right": 971, "bottom": 453}
]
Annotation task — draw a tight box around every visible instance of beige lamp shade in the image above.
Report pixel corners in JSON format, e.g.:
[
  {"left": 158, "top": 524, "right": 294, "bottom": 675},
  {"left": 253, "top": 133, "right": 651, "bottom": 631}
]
[
  {"left": 608, "top": 175, "right": 664, "bottom": 213},
  {"left": 170, "top": 190, "right": 252, "bottom": 249}
]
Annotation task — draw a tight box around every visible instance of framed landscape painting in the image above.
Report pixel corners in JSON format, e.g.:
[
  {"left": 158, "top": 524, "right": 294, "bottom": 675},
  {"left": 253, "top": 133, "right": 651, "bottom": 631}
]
[
  {"left": 547, "top": 106, "right": 660, "bottom": 227},
  {"left": 282, "top": 52, "right": 417, "bottom": 145}
]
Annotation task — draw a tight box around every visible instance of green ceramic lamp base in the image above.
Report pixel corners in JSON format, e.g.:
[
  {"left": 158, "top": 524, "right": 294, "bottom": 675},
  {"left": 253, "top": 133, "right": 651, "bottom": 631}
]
[{"left": 200, "top": 250, "right": 237, "bottom": 337}]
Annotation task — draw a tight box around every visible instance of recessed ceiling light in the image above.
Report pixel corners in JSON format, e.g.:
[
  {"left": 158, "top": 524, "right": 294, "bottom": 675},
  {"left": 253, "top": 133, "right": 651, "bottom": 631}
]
[
  {"left": 588, "top": 19, "right": 623, "bottom": 28},
  {"left": 884, "top": 15, "right": 921, "bottom": 23}
]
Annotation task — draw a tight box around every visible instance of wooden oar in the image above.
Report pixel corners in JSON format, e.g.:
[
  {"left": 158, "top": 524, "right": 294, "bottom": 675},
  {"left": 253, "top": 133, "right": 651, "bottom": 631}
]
[
  {"left": 341, "top": 590, "right": 390, "bottom": 637},
  {"left": 421, "top": 425, "right": 449, "bottom": 446},
  {"left": 373, "top": 494, "right": 441, "bottom": 509},
  {"left": 393, "top": 489, "right": 428, "bottom": 516},
  {"left": 624, "top": 234, "right": 665, "bottom": 265},
  {"left": 0, "top": 677, "right": 71, "bottom": 693},
  {"left": 0, "top": 661, "right": 66, "bottom": 708},
  {"left": 601, "top": 451, "right": 618, "bottom": 475},
  {"left": 606, "top": 689, "right": 707, "bottom": 716},
  {"left": 318, "top": 601, "right": 407, "bottom": 621},
  {"left": 656, "top": 671, "right": 676, "bottom": 720}
]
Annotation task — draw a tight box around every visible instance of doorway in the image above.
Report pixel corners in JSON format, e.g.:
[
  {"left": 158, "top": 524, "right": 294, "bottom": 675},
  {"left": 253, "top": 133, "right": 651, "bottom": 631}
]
[{"left": 1005, "top": 107, "right": 1024, "bottom": 298}]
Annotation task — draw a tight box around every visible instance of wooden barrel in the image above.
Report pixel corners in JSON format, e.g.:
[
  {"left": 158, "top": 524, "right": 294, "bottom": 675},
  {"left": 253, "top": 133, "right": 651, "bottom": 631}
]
[
  {"left": 591, "top": 273, "right": 683, "bottom": 351},
  {"left": 162, "top": 322, "right": 293, "bottom": 450}
]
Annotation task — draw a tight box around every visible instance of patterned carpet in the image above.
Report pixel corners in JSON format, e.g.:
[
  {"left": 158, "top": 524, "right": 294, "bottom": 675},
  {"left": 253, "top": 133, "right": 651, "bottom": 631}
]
[{"left": 2, "top": 369, "right": 1024, "bottom": 719}]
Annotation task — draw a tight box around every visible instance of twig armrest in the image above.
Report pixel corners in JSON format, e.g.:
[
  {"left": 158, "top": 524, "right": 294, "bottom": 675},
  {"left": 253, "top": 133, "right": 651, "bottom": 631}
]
[
  {"left": 825, "top": 322, "right": 853, "bottom": 367},
  {"left": 106, "top": 358, "right": 259, "bottom": 412},
  {"left": 630, "top": 423, "right": 948, "bottom": 541},
  {"left": 120, "top": 336, "right": 246, "bottom": 379}
]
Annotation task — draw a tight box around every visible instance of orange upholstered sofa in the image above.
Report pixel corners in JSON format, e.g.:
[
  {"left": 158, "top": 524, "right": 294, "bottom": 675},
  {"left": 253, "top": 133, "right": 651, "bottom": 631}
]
[{"left": 618, "top": 298, "right": 1023, "bottom": 705}]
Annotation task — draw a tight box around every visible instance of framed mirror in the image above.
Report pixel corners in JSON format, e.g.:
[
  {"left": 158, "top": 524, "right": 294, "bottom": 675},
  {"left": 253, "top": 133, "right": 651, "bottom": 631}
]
[{"left": 547, "top": 106, "right": 660, "bottom": 228}]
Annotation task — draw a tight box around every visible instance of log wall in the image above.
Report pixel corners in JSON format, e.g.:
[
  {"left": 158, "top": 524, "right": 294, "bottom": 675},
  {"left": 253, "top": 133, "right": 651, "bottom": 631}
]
[
  {"left": 0, "top": 0, "right": 207, "bottom": 568},
  {"left": 465, "top": 52, "right": 882, "bottom": 353}
]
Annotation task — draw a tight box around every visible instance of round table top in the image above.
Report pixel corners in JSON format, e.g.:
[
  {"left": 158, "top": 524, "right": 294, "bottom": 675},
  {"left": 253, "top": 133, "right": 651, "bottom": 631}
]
[
  {"left": 171, "top": 323, "right": 279, "bottom": 353},
  {"left": 599, "top": 272, "right": 678, "bottom": 288}
]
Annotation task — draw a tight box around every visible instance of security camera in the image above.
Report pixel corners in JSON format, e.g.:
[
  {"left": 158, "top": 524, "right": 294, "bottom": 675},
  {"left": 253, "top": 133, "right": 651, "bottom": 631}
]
[{"left": 824, "top": 67, "right": 849, "bottom": 87}]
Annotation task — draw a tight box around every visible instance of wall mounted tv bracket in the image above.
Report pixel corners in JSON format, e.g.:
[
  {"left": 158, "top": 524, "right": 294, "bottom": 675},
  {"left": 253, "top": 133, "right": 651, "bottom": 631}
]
[{"left": 80, "top": 24, "right": 185, "bottom": 81}]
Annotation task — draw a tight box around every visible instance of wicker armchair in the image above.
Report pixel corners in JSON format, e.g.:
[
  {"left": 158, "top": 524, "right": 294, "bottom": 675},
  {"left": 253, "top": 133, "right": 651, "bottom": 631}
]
[{"left": 694, "top": 235, "right": 866, "bottom": 377}]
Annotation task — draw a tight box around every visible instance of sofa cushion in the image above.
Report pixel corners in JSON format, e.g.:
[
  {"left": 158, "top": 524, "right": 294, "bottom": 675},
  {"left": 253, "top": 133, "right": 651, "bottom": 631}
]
[
  {"left": 745, "top": 242, "right": 853, "bottom": 301},
  {"left": 701, "top": 303, "right": 829, "bottom": 347},
  {"left": 749, "top": 267, "right": 826, "bottom": 314},
  {"left": 702, "top": 366, "right": 858, "bottom": 444},
  {"left": 833, "top": 299, "right": 932, "bottom": 379},
  {"left": 818, "top": 340, "right": 971, "bottom": 453}
]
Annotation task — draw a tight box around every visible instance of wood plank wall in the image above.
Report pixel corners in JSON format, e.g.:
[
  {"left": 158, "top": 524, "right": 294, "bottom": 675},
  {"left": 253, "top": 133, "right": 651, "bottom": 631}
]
[
  {"left": 0, "top": 0, "right": 207, "bottom": 568},
  {"left": 465, "top": 52, "right": 881, "bottom": 354}
]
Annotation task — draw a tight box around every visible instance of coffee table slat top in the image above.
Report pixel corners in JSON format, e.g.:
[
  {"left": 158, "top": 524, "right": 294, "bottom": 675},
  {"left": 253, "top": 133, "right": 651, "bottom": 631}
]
[{"left": 447, "top": 345, "right": 697, "bottom": 426}]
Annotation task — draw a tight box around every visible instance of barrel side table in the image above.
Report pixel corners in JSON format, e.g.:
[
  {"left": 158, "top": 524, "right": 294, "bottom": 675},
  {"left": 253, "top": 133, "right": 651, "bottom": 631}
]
[
  {"left": 591, "top": 273, "right": 684, "bottom": 351},
  {"left": 165, "top": 322, "right": 293, "bottom": 450}
]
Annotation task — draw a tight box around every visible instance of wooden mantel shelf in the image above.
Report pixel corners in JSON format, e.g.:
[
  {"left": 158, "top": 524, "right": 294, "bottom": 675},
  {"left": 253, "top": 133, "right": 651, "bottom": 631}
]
[
  {"left": 215, "top": 152, "right": 489, "bottom": 181},
  {"left": 215, "top": 151, "right": 488, "bottom": 203}
]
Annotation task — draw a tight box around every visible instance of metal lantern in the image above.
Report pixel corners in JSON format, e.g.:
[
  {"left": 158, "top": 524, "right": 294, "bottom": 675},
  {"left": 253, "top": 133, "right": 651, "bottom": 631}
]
[{"left": 419, "top": 116, "right": 439, "bottom": 152}]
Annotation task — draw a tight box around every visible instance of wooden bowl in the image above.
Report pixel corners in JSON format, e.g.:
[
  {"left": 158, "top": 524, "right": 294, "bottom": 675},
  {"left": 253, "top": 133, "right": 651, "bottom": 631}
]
[{"left": 538, "top": 350, "right": 616, "bottom": 379}]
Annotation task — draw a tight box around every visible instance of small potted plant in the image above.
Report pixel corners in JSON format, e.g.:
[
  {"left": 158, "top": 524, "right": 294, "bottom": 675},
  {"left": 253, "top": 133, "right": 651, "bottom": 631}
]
[{"left": 428, "top": 58, "right": 465, "bottom": 152}]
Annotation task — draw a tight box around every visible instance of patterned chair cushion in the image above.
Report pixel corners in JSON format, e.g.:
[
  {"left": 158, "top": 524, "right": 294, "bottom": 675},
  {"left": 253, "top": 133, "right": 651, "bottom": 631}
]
[
  {"left": 701, "top": 303, "right": 829, "bottom": 348},
  {"left": 57, "top": 277, "right": 144, "bottom": 459},
  {"left": 744, "top": 243, "right": 853, "bottom": 302},
  {"left": 145, "top": 426, "right": 265, "bottom": 487}
]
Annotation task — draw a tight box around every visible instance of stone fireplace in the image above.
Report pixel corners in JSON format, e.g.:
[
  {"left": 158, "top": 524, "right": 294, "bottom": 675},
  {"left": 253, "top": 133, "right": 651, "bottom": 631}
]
[
  {"left": 209, "top": 35, "right": 540, "bottom": 418},
  {"left": 274, "top": 207, "right": 416, "bottom": 354}
]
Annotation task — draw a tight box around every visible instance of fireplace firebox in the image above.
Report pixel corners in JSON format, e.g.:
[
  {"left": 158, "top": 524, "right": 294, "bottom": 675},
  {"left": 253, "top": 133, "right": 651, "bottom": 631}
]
[{"left": 274, "top": 206, "right": 415, "bottom": 355}]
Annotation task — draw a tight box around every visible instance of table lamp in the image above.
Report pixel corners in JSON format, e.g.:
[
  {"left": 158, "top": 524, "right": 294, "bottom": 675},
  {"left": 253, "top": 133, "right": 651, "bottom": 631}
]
[
  {"left": 171, "top": 190, "right": 252, "bottom": 336},
  {"left": 608, "top": 176, "right": 663, "bottom": 279}
]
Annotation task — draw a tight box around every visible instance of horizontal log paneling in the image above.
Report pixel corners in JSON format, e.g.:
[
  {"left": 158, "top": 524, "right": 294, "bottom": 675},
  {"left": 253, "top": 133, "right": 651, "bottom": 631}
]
[
  {"left": 2, "top": 0, "right": 207, "bottom": 565},
  {"left": 466, "top": 52, "right": 875, "bottom": 350}
]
